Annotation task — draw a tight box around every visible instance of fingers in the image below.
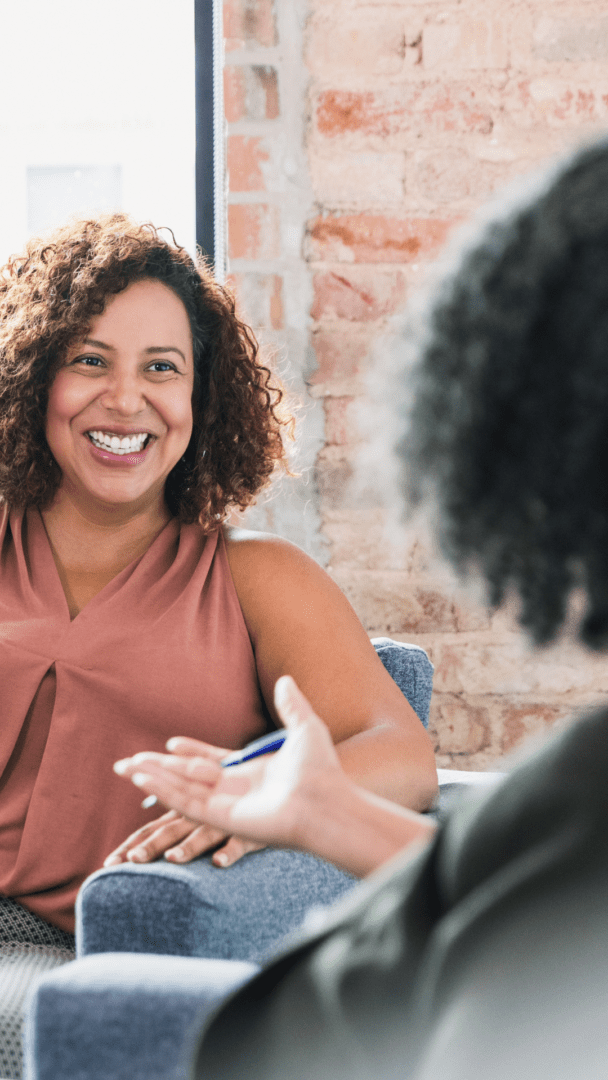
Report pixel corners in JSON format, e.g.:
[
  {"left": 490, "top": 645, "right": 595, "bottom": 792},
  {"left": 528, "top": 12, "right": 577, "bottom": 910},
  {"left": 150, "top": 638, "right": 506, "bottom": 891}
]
[
  {"left": 103, "top": 810, "right": 183, "bottom": 866},
  {"left": 212, "top": 836, "right": 265, "bottom": 868},
  {"left": 166, "top": 736, "right": 228, "bottom": 761},
  {"left": 122, "top": 817, "right": 207, "bottom": 865},
  {"left": 116, "top": 760, "right": 239, "bottom": 832},
  {"left": 104, "top": 814, "right": 196, "bottom": 866},
  {"left": 274, "top": 675, "right": 321, "bottom": 730},
  {"left": 164, "top": 823, "right": 228, "bottom": 863},
  {"left": 115, "top": 751, "right": 221, "bottom": 786},
  {"left": 273, "top": 676, "right": 338, "bottom": 763}
]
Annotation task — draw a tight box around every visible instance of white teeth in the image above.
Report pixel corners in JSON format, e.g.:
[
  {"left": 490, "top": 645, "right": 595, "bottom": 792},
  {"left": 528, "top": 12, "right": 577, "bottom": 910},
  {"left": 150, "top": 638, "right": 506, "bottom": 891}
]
[{"left": 87, "top": 431, "right": 149, "bottom": 455}]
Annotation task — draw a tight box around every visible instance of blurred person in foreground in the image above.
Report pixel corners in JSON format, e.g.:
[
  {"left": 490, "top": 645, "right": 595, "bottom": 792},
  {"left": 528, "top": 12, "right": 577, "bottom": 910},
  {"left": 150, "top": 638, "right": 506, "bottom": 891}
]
[{"left": 116, "top": 137, "right": 608, "bottom": 1080}]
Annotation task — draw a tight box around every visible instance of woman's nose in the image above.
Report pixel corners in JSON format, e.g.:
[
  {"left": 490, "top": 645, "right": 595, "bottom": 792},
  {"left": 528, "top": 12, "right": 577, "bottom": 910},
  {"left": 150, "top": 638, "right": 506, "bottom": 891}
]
[{"left": 100, "top": 370, "right": 146, "bottom": 415}]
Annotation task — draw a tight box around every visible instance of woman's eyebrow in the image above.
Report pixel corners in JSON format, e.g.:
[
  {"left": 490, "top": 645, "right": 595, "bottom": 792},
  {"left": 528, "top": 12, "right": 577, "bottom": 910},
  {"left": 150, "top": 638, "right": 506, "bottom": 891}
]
[
  {"left": 82, "top": 339, "right": 187, "bottom": 363},
  {"left": 145, "top": 346, "right": 187, "bottom": 363},
  {"left": 83, "top": 337, "right": 114, "bottom": 350}
]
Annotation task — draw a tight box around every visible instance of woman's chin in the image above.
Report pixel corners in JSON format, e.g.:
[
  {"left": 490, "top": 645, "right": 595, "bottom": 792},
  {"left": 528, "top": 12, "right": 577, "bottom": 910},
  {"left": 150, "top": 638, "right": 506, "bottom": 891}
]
[{"left": 56, "top": 472, "right": 169, "bottom": 520}]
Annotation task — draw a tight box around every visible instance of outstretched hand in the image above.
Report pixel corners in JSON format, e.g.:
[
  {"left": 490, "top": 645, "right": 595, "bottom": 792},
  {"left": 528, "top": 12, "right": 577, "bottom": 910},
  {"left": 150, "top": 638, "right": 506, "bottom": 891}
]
[
  {"left": 106, "top": 738, "right": 264, "bottom": 868},
  {"left": 113, "top": 676, "right": 348, "bottom": 853}
]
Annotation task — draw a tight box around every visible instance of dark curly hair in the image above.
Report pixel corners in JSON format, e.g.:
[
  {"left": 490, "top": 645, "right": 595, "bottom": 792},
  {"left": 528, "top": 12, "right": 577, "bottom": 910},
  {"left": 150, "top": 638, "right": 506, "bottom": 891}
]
[
  {"left": 400, "top": 136, "right": 608, "bottom": 649},
  {"left": 0, "top": 213, "right": 293, "bottom": 529}
]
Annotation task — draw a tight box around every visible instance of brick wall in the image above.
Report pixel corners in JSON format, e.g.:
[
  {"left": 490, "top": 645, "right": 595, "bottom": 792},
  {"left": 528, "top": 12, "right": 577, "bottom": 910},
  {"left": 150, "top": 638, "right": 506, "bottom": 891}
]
[
  {"left": 224, "top": 0, "right": 608, "bottom": 768},
  {"left": 223, "top": 0, "right": 327, "bottom": 563}
]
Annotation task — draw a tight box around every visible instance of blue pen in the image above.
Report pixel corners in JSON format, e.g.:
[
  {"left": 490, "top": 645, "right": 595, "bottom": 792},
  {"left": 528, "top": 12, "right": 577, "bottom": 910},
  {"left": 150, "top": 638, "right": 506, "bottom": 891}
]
[
  {"left": 141, "top": 729, "right": 288, "bottom": 808},
  {"left": 220, "top": 729, "right": 288, "bottom": 767}
]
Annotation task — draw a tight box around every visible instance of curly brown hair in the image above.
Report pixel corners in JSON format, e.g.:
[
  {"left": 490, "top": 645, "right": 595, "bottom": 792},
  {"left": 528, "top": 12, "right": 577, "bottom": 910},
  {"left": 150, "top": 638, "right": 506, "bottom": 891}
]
[{"left": 0, "top": 212, "right": 294, "bottom": 529}]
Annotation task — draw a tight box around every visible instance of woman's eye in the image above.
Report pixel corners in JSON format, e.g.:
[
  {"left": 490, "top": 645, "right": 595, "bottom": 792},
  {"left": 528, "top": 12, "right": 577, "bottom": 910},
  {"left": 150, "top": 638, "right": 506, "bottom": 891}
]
[
  {"left": 147, "top": 361, "right": 175, "bottom": 373},
  {"left": 73, "top": 355, "right": 103, "bottom": 367}
]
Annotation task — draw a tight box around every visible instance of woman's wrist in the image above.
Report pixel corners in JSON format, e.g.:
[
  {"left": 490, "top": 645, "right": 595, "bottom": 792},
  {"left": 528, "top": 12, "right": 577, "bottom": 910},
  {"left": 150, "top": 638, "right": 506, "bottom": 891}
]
[{"left": 290, "top": 770, "right": 436, "bottom": 878}]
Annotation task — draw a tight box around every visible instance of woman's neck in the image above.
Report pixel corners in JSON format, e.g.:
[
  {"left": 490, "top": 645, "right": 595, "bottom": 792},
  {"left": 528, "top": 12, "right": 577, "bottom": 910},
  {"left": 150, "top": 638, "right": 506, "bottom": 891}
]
[{"left": 41, "top": 490, "right": 172, "bottom": 579}]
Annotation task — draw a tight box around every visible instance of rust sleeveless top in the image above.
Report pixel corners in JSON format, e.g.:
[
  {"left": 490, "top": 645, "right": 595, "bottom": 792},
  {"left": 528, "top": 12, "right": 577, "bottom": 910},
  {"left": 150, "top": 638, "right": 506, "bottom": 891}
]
[{"left": 0, "top": 506, "right": 268, "bottom": 932}]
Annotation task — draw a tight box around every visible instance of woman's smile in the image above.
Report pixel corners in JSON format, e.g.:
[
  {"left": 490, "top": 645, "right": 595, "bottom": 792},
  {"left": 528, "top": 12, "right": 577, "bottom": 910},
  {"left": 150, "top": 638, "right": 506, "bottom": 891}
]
[
  {"left": 87, "top": 430, "right": 151, "bottom": 456},
  {"left": 45, "top": 279, "right": 195, "bottom": 514}
]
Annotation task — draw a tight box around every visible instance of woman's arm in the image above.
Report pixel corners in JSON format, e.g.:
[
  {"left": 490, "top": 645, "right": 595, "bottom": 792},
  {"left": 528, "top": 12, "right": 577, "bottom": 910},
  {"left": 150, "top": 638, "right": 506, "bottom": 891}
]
[
  {"left": 105, "top": 529, "right": 437, "bottom": 870},
  {"left": 224, "top": 527, "right": 438, "bottom": 811},
  {"left": 115, "top": 677, "right": 436, "bottom": 878}
]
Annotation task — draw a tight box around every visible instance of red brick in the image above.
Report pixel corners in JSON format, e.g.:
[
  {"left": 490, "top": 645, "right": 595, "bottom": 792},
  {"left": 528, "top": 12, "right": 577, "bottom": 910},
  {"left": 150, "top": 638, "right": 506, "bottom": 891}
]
[
  {"left": 309, "top": 150, "right": 405, "bottom": 206},
  {"left": 533, "top": 16, "right": 608, "bottom": 63},
  {"left": 306, "top": 215, "right": 457, "bottom": 264},
  {"left": 329, "top": 569, "right": 458, "bottom": 634},
  {"left": 429, "top": 638, "right": 605, "bottom": 697},
  {"left": 224, "top": 66, "right": 279, "bottom": 123},
  {"left": 229, "top": 272, "right": 283, "bottom": 329},
  {"left": 269, "top": 274, "right": 283, "bottom": 329},
  {"left": 223, "top": 0, "right": 277, "bottom": 51},
  {"left": 323, "top": 512, "right": 434, "bottom": 573},
  {"left": 413, "top": 149, "right": 481, "bottom": 204},
  {"left": 324, "top": 397, "right": 357, "bottom": 446},
  {"left": 310, "top": 268, "right": 407, "bottom": 322},
  {"left": 308, "top": 11, "right": 409, "bottom": 78},
  {"left": 499, "top": 702, "right": 571, "bottom": 754},
  {"left": 453, "top": 594, "right": 492, "bottom": 632},
  {"left": 423, "top": 19, "right": 508, "bottom": 71},
  {"left": 228, "top": 136, "right": 269, "bottom": 192},
  {"left": 308, "top": 326, "right": 375, "bottom": 394},
  {"left": 228, "top": 204, "right": 281, "bottom": 260},
  {"left": 428, "top": 694, "right": 491, "bottom": 756},
  {"left": 316, "top": 87, "right": 493, "bottom": 139},
  {"left": 507, "top": 78, "right": 608, "bottom": 127},
  {"left": 315, "top": 448, "right": 354, "bottom": 511}
]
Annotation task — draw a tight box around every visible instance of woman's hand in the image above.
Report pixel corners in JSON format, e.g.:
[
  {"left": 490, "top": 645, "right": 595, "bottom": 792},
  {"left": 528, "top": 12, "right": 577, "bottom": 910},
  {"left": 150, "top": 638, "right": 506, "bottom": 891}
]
[
  {"left": 114, "top": 676, "right": 348, "bottom": 853},
  {"left": 105, "top": 737, "right": 265, "bottom": 868},
  {"left": 103, "top": 810, "right": 264, "bottom": 868},
  {"left": 114, "top": 677, "right": 436, "bottom": 877}
]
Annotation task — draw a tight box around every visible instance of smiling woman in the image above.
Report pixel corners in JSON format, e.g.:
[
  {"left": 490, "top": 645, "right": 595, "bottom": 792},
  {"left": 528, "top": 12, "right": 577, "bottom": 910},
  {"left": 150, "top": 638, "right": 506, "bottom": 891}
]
[
  {"left": 46, "top": 280, "right": 195, "bottom": 512},
  {"left": 0, "top": 214, "right": 436, "bottom": 947}
]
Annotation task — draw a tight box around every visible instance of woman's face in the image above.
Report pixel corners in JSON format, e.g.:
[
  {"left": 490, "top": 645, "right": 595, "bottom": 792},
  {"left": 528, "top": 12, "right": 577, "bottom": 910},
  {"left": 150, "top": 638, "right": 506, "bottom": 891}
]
[{"left": 46, "top": 279, "right": 195, "bottom": 516}]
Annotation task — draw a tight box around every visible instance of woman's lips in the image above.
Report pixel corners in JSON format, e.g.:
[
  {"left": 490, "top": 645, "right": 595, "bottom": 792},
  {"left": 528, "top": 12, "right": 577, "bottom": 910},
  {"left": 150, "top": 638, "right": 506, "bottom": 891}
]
[{"left": 85, "top": 434, "right": 154, "bottom": 468}]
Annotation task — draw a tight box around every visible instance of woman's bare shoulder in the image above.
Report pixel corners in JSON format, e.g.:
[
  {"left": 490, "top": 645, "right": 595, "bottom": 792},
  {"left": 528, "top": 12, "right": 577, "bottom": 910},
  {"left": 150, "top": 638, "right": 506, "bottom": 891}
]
[
  {"left": 222, "top": 525, "right": 319, "bottom": 577},
  {"left": 222, "top": 524, "right": 345, "bottom": 632}
]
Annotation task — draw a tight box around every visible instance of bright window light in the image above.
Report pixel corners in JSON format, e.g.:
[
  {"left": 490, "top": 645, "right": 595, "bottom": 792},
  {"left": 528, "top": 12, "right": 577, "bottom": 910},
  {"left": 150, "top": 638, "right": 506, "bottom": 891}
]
[{"left": 0, "top": 0, "right": 195, "bottom": 262}]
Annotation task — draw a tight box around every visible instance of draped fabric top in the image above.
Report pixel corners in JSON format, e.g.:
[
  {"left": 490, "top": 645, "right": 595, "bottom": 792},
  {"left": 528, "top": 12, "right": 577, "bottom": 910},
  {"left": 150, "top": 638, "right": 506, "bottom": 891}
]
[{"left": 0, "top": 506, "right": 268, "bottom": 933}]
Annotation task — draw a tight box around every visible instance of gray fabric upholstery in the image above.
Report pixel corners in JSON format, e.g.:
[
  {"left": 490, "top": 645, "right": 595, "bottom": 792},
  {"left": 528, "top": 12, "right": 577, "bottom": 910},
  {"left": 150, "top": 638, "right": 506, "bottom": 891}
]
[
  {"left": 78, "top": 849, "right": 355, "bottom": 962},
  {"left": 371, "top": 637, "right": 433, "bottom": 727},
  {"left": 24, "top": 953, "right": 256, "bottom": 1080}
]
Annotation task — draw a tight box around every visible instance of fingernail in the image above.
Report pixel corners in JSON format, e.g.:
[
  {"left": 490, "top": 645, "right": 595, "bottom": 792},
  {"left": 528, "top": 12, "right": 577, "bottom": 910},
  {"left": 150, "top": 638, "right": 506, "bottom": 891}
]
[
  {"left": 103, "top": 854, "right": 121, "bottom": 867},
  {"left": 113, "top": 759, "right": 129, "bottom": 775},
  {"left": 166, "top": 848, "right": 185, "bottom": 862},
  {"left": 131, "top": 772, "right": 151, "bottom": 788},
  {"left": 214, "top": 852, "right": 229, "bottom": 867},
  {"left": 141, "top": 795, "right": 157, "bottom": 809},
  {"left": 274, "top": 676, "right": 294, "bottom": 713},
  {"left": 166, "top": 738, "right": 180, "bottom": 751},
  {"left": 127, "top": 847, "right": 148, "bottom": 863}
]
